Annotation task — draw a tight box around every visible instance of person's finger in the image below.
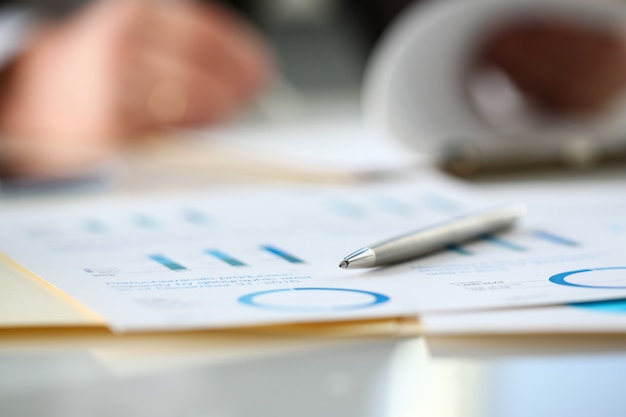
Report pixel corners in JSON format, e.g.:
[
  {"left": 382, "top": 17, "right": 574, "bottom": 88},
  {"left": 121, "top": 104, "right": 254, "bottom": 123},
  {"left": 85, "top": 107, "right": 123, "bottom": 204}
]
[
  {"left": 139, "top": 1, "right": 271, "bottom": 105},
  {"left": 125, "top": 46, "right": 246, "bottom": 128}
]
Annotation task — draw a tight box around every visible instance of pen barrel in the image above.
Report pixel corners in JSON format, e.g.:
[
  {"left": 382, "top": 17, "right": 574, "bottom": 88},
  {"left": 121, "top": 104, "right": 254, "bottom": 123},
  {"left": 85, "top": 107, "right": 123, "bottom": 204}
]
[{"left": 370, "top": 203, "right": 525, "bottom": 265}]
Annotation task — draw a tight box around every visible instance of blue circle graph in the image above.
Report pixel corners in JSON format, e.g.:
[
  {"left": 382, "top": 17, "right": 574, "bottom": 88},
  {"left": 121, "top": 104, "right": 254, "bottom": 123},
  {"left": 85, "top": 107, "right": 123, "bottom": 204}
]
[
  {"left": 238, "top": 287, "right": 390, "bottom": 312},
  {"left": 549, "top": 266, "right": 626, "bottom": 289},
  {"left": 570, "top": 298, "right": 626, "bottom": 314}
]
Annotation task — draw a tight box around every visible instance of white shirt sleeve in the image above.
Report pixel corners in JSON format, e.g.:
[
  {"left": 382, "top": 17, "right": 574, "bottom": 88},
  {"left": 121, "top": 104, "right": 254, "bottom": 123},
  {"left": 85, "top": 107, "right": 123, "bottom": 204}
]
[{"left": 0, "top": 7, "right": 36, "bottom": 68}]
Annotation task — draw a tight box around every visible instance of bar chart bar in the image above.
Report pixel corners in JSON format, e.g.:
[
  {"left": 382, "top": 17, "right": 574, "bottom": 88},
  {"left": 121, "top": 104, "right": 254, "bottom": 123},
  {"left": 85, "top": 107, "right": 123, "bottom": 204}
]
[
  {"left": 205, "top": 249, "right": 247, "bottom": 267},
  {"left": 149, "top": 254, "right": 187, "bottom": 271},
  {"left": 481, "top": 234, "right": 526, "bottom": 252},
  {"left": 446, "top": 244, "right": 472, "bottom": 255},
  {"left": 376, "top": 196, "right": 414, "bottom": 217},
  {"left": 183, "top": 209, "right": 210, "bottom": 226},
  {"left": 135, "top": 214, "right": 158, "bottom": 229},
  {"left": 533, "top": 230, "right": 579, "bottom": 247},
  {"left": 261, "top": 245, "right": 305, "bottom": 264},
  {"left": 85, "top": 219, "right": 107, "bottom": 234},
  {"left": 329, "top": 198, "right": 365, "bottom": 219},
  {"left": 420, "top": 191, "right": 461, "bottom": 213}
]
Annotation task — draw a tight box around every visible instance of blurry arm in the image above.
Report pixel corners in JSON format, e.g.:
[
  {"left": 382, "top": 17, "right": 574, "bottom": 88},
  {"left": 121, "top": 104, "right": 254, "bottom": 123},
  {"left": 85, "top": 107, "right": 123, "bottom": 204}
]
[
  {"left": 0, "top": 7, "right": 36, "bottom": 67},
  {"left": 0, "top": 0, "right": 273, "bottom": 179}
]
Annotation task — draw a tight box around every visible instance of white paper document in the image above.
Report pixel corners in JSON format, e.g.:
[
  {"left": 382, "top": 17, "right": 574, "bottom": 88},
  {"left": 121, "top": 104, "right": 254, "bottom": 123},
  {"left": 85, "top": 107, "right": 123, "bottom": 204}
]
[
  {"left": 2, "top": 179, "right": 626, "bottom": 332},
  {"left": 421, "top": 300, "right": 626, "bottom": 335}
]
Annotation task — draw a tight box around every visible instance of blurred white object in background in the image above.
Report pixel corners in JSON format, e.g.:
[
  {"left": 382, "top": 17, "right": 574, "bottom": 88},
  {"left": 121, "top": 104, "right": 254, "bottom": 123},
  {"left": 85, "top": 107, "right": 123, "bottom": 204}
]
[{"left": 363, "top": 0, "right": 626, "bottom": 175}]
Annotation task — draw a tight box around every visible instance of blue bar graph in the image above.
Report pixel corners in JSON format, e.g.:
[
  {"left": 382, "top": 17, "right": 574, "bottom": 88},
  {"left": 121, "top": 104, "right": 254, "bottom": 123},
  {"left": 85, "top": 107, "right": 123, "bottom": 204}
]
[
  {"left": 261, "top": 245, "right": 305, "bottom": 264},
  {"left": 205, "top": 249, "right": 246, "bottom": 267},
  {"left": 481, "top": 234, "right": 526, "bottom": 252},
  {"left": 376, "top": 196, "right": 413, "bottom": 216},
  {"left": 420, "top": 192, "right": 461, "bottom": 213},
  {"left": 85, "top": 219, "right": 107, "bottom": 234},
  {"left": 533, "top": 230, "right": 579, "bottom": 247},
  {"left": 183, "top": 209, "right": 210, "bottom": 226},
  {"left": 446, "top": 244, "right": 472, "bottom": 255},
  {"left": 329, "top": 198, "right": 365, "bottom": 219},
  {"left": 149, "top": 254, "right": 187, "bottom": 271},
  {"left": 135, "top": 214, "right": 158, "bottom": 229}
]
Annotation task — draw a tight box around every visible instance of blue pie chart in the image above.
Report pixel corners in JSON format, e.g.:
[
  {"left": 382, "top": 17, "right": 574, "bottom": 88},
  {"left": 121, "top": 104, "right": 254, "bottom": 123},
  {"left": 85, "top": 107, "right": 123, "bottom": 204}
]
[
  {"left": 238, "top": 287, "right": 390, "bottom": 312},
  {"left": 550, "top": 267, "right": 626, "bottom": 314},
  {"left": 549, "top": 266, "right": 626, "bottom": 289},
  {"left": 570, "top": 298, "right": 626, "bottom": 314}
]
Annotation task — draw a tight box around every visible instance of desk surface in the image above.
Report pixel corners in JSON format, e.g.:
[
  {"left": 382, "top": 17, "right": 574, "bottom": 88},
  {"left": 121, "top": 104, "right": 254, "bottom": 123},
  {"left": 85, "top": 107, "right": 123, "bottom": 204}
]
[{"left": 2, "top": 331, "right": 626, "bottom": 417}]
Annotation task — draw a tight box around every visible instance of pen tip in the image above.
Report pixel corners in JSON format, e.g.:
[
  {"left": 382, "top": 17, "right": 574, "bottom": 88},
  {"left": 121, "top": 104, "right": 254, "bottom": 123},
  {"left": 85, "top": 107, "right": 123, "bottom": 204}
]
[{"left": 339, "top": 260, "right": 349, "bottom": 269}]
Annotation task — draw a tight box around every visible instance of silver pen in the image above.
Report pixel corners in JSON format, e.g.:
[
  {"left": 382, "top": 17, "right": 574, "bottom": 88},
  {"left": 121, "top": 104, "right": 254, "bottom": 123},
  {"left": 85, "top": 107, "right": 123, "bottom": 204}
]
[{"left": 339, "top": 203, "right": 527, "bottom": 269}]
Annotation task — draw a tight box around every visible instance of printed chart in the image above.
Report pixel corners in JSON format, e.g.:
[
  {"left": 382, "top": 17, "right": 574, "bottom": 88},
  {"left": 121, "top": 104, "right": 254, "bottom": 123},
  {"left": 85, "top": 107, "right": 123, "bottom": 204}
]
[
  {"left": 3, "top": 181, "right": 626, "bottom": 331},
  {"left": 422, "top": 268, "right": 626, "bottom": 335},
  {"left": 238, "top": 288, "right": 390, "bottom": 313}
]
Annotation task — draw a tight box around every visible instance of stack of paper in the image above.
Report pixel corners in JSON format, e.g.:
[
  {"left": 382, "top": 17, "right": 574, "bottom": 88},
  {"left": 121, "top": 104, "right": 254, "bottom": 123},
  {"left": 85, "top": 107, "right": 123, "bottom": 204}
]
[{"left": 2, "top": 172, "right": 626, "bottom": 334}]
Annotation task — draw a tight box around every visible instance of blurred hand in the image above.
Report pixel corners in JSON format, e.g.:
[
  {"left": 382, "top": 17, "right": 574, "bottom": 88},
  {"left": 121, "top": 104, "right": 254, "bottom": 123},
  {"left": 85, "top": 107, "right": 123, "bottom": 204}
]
[
  {"left": 477, "top": 18, "right": 626, "bottom": 116},
  {"left": 0, "top": 0, "right": 272, "bottom": 177}
]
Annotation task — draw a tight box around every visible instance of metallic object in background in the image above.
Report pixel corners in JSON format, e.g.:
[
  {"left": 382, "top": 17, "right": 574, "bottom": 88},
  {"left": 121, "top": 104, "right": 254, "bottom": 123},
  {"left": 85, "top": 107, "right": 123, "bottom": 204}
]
[{"left": 439, "top": 137, "right": 626, "bottom": 178}]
